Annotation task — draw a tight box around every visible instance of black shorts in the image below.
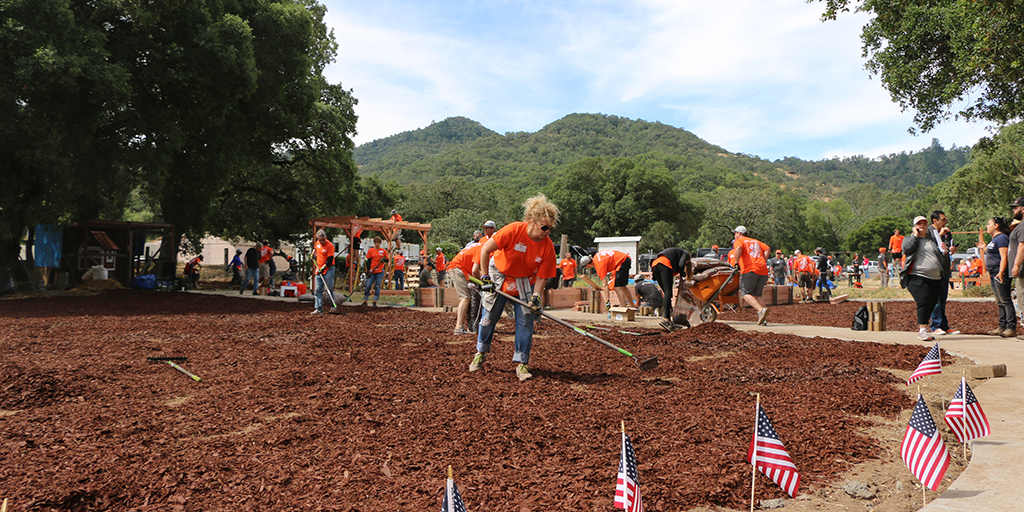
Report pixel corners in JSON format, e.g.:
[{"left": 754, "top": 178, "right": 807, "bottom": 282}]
[
  {"left": 545, "top": 277, "right": 559, "bottom": 290},
  {"left": 613, "top": 257, "right": 632, "bottom": 287}
]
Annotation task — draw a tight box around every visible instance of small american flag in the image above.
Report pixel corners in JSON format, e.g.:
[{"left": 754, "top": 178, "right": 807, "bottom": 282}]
[
  {"left": 901, "top": 395, "right": 950, "bottom": 491},
  {"left": 747, "top": 403, "right": 800, "bottom": 498},
  {"left": 944, "top": 376, "right": 991, "bottom": 444},
  {"left": 614, "top": 430, "right": 644, "bottom": 512},
  {"left": 907, "top": 342, "right": 942, "bottom": 385},
  {"left": 442, "top": 474, "right": 468, "bottom": 512}
]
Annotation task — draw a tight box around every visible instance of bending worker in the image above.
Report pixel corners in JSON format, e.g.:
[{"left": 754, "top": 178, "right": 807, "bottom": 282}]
[
  {"left": 650, "top": 247, "right": 694, "bottom": 323},
  {"left": 580, "top": 249, "right": 636, "bottom": 310}
]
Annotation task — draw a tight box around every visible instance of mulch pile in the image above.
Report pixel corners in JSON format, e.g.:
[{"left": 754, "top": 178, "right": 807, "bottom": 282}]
[{"left": 0, "top": 291, "right": 971, "bottom": 510}]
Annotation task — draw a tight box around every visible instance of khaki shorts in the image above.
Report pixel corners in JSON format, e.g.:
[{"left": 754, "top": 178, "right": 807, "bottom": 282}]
[
  {"left": 451, "top": 268, "right": 471, "bottom": 300},
  {"left": 259, "top": 262, "right": 270, "bottom": 281},
  {"left": 796, "top": 271, "right": 814, "bottom": 288}
]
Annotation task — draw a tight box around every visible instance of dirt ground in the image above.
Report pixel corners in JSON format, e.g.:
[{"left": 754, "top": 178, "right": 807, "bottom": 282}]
[{"left": 0, "top": 291, "right": 996, "bottom": 511}]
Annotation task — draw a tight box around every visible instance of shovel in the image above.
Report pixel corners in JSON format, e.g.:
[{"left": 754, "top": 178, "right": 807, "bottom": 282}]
[{"left": 468, "top": 276, "right": 659, "bottom": 371}]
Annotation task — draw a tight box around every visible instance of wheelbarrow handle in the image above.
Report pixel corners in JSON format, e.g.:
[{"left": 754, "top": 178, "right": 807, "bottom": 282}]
[{"left": 467, "top": 276, "right": 636, "bottom": 358}]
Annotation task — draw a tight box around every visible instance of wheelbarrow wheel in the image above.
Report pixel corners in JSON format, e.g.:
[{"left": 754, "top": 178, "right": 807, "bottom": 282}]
[{"left": 699, "top": 304, "right": 719, "bottom": 323}]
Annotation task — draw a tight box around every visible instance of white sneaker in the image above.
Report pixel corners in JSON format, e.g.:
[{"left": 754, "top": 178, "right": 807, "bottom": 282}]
[
  {"left": 918, "top": 329, "right": 935, "bottom": 341},
  {"left": 932, "top": 329, "right": 946, "bottom": 335}
]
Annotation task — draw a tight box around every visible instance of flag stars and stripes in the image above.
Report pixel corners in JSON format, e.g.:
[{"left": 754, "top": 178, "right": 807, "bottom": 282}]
[{"left": 907, "top": 342, "right": 942, "bottom": 385}]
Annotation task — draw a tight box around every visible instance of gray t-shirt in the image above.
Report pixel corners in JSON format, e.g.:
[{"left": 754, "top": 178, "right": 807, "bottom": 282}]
[
  {"left": 910, "top": 237, "right": 943, "bottom": 280},
  {"left": 1009, "top": 221, "right": 1024, "bottom": 273}
]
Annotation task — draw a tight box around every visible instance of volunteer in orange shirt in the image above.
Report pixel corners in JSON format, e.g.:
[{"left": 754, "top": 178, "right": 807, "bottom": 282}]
[
  {"left": 792, "top": 249, "right": 816, "bottom": 302},
  {"left": 393, "top": 250, "right": 406, "bottom": 291},
  {"left": 434, "top": 247, "right": 447, "bottom": 286},
  {"left": 559, "top": 255, "right": 577, "bottom": 288},
  {"left": 362, "top": 236, "right": 388, "bottom": 306},
  {"left": 580, "top": 249, "right": 636, "bottom": 312},
  {"left": 390, "top": 209, "right": 403, "bottom": 241},
  {"left": 650, "top": 247, "right": 694, "bottom": 324},
  {"left": 889, "top": 229, "right": 905, "bottom": 270},
  {"left": 312, "top": 230, "right": 335, "bottom": 314},
  {"left": 448, "top": 241, "right": 483, "bottom": 334},
  {"left": 469, "top": 194, "right": 559, "bottom": 381},
  {"left": 731, "top": 225, "right": 771, "bottom": 325}
]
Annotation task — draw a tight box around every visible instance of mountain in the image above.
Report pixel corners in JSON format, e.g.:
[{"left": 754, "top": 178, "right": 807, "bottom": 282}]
[{"left": 353, "top": 113, "right": 970, "bottom": 194}]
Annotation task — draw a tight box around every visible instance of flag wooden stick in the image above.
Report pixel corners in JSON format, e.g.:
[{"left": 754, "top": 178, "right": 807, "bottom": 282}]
[
  {"left": 919, "top": 386, "right": 925, "bottom": 510},
  {"left": 750, "top": 393, "right": 760, "bottom": 512},
  {"left": 961, "top": 371, "right": 968, "bottom": 459},
  {"left": 621, "top": 419, "right": 626, "bottom": 435},
  {"left": 448, "top": 465, "right": 453, "bottom": 480},
  {"left": 2, "top": 497, "right": 8, "bottom": 512}
]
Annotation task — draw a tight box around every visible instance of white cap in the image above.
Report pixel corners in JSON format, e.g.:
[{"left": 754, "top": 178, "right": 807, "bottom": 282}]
[
  {"left": 733, "top": 225, "right": 748, "bottom": 234},
  {"left": 634, "top": 274, "right": 644, "bottom": 281},
  {"left": 579, "top": 256, "right": 592, "bottom": 267},
  {"left": 912, "top": 215, "right": 928, "bottom": 226},
  {"left": 793, "top": 249, "right": 801, "bottom": 255},
  {"left": 483, "top": 220, "right": 496, "bottom": 228}
]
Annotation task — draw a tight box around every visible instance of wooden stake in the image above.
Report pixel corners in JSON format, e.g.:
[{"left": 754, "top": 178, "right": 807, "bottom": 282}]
[{"left": 750, "top": 393, "right": 760, "bottom": 512}]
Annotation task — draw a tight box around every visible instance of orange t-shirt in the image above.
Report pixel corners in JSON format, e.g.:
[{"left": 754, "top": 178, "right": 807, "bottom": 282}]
[
  {"left": 490, "top": 222, "right": 556, "bottom": 282},
  {"left": 434, "top": 252, "right": 446, "bottom": 270},
  {"left": 732, "top": 236, "right": 769, "bottom": 275},
  {"left": 652, "top": 255, "right": 671, "bottom": 270},
  {"left": 592, "top": 250, "right": 629, "bottom": 281},
  {"left": 394, "top": 254, "right": 406, "bottom": 271},
  {"left": 793, "top": 255, "right": 814, "bottom": 273},
  {"left": 448, "top": 242, "right": 481, "bottom": 275},
  {"left": 314, "top": 240, "right": 334, "bottom": 270},
  {"left": 366, "top": 247, "right": 388, "bottom": 274},
  {"left": 889, "top": 234, "right": 904, "bottom": 253},
  {"left": 559, "top": 258, "right": 577, "bottom": 279},
  {"left": 391, "top": 213, "right": 403, "bottom": 223},
  {"left": 259, "top": 246, "right": 273, "bottom": 263}
]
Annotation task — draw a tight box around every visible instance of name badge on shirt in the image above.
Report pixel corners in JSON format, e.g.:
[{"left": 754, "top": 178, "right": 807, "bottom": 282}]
[{"left": 514, "top": 243, "right": 527, "bottom": 253}]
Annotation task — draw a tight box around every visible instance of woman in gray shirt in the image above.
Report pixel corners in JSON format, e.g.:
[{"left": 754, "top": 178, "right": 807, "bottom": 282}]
[{"left": 901, "top": 216, "right": 944, "bottom": 341}]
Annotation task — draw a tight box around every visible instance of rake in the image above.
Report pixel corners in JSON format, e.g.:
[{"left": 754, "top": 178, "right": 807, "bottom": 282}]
[{"left": 469, "top": 276, "right": 659, "bottom": 371}]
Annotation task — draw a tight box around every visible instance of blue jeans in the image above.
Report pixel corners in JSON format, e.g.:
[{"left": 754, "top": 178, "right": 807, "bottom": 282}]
[
  {"left": 393, "top": 269, "right": 405, "bottom": 291},
  {"left": 476, "top": 293, "right": 536, "bottom": 364},
  {"left": 241, "top": 268, "right": 260, "bottom": 293},
  {"left": 929, "top": 274, "right": 951, "bottom": 331},
  {"left": 314, "top": 267, "right": 335, "bottom": 310},
  {"left": 364, "top": 272, "right": 384, "bottom": 301}
]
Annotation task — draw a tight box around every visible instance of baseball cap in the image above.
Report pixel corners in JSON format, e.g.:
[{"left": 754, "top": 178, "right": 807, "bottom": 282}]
[
  {"left": 435, "top": 246, "right": 442, "bottom": 251},
  {"left": 793, "top": 249, "right": 801, "bottom": 255},
  {"left": 483, "top": 220, "right": 496, "bottom": 228},
  {"left": 733, "top": 225, "right": 748, "bottom": 234},
  {"left": 913, "top": 215, "right": 928, "bottom": 225},
  {"left": 1011, "top": 197, "right": 1024, "bottom": 208},
  {"left": 579, "top": 256, "right": 592, "bottom": 267},
  {"left": 634, "top": 274, "right": 644, "bottom": 281}
]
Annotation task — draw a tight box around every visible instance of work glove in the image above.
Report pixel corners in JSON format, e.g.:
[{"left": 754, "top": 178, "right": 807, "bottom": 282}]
[
  {"left": 479, "top": 275, "right": 494, "bottom": 291},
  {"left": 529, "top": 293, "right": 542, "bottom": 315},
  {"left": 605, "top": 300, "right": 611, "bottom": 311}
]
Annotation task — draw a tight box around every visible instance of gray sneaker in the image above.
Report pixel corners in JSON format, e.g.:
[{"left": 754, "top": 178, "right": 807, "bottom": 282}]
[
  {"left": 453, "top": 327, "right": 469, "bottom": 335},
  {"left": 757, "top": 307, "right": 769, "bottom": 326},
  {"left": 469, "top": 352, "right": 487, "bottom": 372},
  {"left": 311, "top": 309, "right": 323, "bottom": 315},
  {"left": 516, "top": 364, "right": 533, "bottom": 381}
]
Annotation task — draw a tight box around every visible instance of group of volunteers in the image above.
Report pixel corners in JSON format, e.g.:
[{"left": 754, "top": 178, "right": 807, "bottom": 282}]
[
  {"left": 302, "top": 195, "right": 1024, "bottom": 382},
  {"left": 228, "top": 242, "right": 295, "bottom": 296}
]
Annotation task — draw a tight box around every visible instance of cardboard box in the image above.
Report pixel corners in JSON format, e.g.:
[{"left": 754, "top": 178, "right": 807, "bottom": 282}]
[{"left": 610, "top": 306, "right": 636, "bottom": 322}]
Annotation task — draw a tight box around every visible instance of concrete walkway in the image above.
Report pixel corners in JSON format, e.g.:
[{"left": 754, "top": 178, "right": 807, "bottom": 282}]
[{"left": 198, "top": 290, "right": 1022, "bottom": 510}]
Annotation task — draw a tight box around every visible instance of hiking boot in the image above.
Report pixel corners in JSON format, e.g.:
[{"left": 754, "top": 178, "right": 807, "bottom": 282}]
[
  {"left": 252, "top": 291, "right": 259, "bottom": 296},
  {"left": 469, "top": 352, "right": 487, "bottom": 372},
  {"left": 757, "top": 307, "right": 770, "bottom": 326},
  {"left": 1002, "top": 329, "right": 1017, "bottom": 338},
  {"left": 516, "top": 364, "right": 533, "bottom": 381},
  {"left": 373, "top": 302, "right": 377, "bottom": 307},
  {"left": 361, "top": 301, "right": 368, "bottom": 306},
  {"left": 918, "top": 328, "right": 935, "bottom": 341},
  {"left": 988, "top": 328, "right": 1005, "bottom": 336}
]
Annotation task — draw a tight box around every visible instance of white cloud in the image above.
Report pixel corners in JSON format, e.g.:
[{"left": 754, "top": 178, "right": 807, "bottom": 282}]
[{"left": 321, "top": 0, "right": 991, "bottom": 159}]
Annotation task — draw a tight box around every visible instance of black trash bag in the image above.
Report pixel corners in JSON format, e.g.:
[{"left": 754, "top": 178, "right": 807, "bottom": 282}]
[
  {"left": 0, "top": 266, "right": 14, "bottom": 295},
  {"left": 852, "top": 305, "right": 869, "bottom": 331}
]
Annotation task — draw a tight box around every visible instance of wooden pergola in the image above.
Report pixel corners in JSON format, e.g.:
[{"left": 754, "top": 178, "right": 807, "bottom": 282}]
[{"left": 309, "top": 215, "right": 432, "bottom": 293}]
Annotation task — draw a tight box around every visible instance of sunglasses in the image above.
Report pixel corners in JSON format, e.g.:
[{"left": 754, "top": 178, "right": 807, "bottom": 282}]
[{"left": 540, "top": 225, "right": 552, "bottom": 232}]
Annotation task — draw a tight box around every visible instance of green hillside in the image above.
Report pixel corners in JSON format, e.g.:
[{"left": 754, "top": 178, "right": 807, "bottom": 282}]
[{"left": 353, "top": 113, "right": 969, "bottom": 195}]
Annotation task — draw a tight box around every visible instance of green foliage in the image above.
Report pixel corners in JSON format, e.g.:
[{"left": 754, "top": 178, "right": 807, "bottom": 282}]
[
  {"left": 820, "top": 0, "right": 1024, "bottom": 132},
  {"left": 1, "top": 0, "right": 357, "bottom": 261},
  {"left": 846, "top": 216, "right": 905, "bottom": 254},
  {"left": 695, "top": 188, "right": 806, "bottom": 251},
  {"left": 545, "top": 156, "right": 700, "bottom": 248},
  {"left": 940, "top": 122, "right": 1024, "bottom": 230}
]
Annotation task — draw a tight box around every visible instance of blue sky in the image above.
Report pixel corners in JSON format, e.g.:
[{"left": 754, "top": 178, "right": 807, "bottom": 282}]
[{"left": 321, "top": 0, "right": 990, "bottom": 161}]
